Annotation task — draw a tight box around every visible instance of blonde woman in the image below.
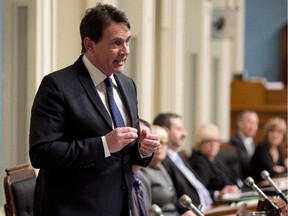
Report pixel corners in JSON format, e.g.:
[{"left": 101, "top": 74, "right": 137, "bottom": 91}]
[
  {"left": 188, "top": 123, "right": 240, "bottom": 198},
  {"left": 249, "top": 117, "right": 287, "bottom": 182}
]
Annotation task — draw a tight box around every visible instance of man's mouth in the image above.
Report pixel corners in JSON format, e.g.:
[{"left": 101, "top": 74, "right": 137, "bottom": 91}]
[{"left": 114, "top": 57, "right": 126, "bottom": 64}]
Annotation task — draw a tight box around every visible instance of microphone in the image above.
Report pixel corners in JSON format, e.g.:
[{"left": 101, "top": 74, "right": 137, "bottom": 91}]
[
  {"left": 149, "top": 204, "right": 164, "bottom": 216},
  {"left": 179, "top": 194, "right": 204, "bottom": 216},
  {"left": 260, "top": 170, "right": 288, "bottom": 203},
  {"left": 244, "top": 177, "right": 280, "bottom": 212}
]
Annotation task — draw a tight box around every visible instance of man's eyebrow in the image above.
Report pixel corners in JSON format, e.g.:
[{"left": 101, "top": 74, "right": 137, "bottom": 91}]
[{"left": 110, "top": 35, "right": 131, "bottom": 42}]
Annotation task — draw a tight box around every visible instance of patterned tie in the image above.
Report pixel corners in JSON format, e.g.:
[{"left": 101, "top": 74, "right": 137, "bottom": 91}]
[
  {"left": 104, "top": 77, "right": 125, "bottom": 128},
  {"left": 133, "top": 174, "right": 147, "bottom": 216}
]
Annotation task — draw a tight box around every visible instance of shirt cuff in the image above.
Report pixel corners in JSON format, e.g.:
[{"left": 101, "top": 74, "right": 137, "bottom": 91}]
[
  {"left": 214, "top": 190, "right": 220, "bottom": 200},
  {"left": 138, "top": 143, "right": 152, "bottom": 158},
  {"left": 101, "top": 136, "right": 111, "bottom": 158}
]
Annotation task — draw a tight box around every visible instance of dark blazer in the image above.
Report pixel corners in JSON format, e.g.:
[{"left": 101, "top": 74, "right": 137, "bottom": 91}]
[
  {"left": 162, "top": 156, "right": 201, "bottom": 213},
  {"left": 249, "top": 142, "right": 287, "bottom": 183},
  {"left": 230, "top": 134, "right": 253, "bottom": 178},
  {"left": 29, "top": 56, "right": 152, "bottom": 216},
  {"left": 188, "top": 151, "right": 239, "bottom": 191}
]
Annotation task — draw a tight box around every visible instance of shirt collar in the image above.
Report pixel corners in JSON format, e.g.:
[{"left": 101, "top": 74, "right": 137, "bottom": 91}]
[
  {"left": 238, "top": 133, "right": 252, "bottom": 142},
  {"left": 82, "top": 55, "right": 118, "bottom": 87},
  {"left": 167, "top": 149, "right": 179, "bottom": 162}
]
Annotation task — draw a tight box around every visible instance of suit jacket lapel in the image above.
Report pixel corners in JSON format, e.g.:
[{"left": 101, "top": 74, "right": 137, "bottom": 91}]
[{"left": 73, "top": 56, "right": 113, "bottom": 128}]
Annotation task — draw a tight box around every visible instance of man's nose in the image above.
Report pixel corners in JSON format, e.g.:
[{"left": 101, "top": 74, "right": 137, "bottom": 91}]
[
  {"left": 182, "top": 130, "right": 187, "bottom": 137},
  {"left": 120, "top": 43, "right": 129, "bottom": 55}
]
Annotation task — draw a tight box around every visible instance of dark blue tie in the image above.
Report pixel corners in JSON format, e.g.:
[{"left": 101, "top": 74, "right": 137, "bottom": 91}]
[
  {"left": 104, "top": 77, "right": 125, "bottom": 128},
  {"left": 133, "top": 174, "right": 147, "bottom": 216}
]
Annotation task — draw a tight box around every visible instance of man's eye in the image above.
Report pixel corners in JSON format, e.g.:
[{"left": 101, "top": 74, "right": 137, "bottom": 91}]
[{"left": 113, "top": 41, "right": 121, "bottom": 46}]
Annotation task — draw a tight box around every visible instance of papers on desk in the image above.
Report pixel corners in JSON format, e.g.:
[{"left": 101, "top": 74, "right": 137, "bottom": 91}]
[
  {"left": 258, "top": 176, "right": 288, "bottom": 191},
  {"left": 221, "top": 191, "right": 258, "bottom": 200},
  {"left": 205, "top": 176, "right": 288, "bottom": 216},
  {"left": 205, "top": 191, "right": 259, "bottom": 215}
]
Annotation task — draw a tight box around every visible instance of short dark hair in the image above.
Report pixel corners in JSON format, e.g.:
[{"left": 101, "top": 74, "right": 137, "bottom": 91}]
[
  {"left": 153, "top": 113, "right": 181, "bottom": 128},
  {"left": 80, "top": 3, "right": 131, "bottom": 53},
  {"left": 237, "top": 110, "right": 257, "bottom": 123},
  {"left": 139, "top": 118, "right": 151, "bottom": 130}
]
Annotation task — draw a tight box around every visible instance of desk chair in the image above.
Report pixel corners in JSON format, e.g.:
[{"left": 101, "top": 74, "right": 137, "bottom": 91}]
[
  {"left": 218, "top": 143, "right": 243, "bottom": 178},
  {"left": 3, "top": 163, "right": 36, "bottom": 216}
]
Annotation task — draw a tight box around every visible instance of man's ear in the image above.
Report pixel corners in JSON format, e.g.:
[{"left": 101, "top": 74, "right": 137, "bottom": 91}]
[
  {"left": 83, "top": 37, "right": 93, "bottom": 50},
  {"left": 163, "top": 126, "right": 169, "bottom": 133}
]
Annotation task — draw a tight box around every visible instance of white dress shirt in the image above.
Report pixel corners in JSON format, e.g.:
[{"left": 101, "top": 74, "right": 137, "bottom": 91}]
[
  {"left": 82, "top": 55, "right": 130, "bottom": 157},
  {"left": 167, "top": 149, "right": 213, "bottom": 208},
  {"left": 244, "top": 137, "right": 254, "bottom": 157}
]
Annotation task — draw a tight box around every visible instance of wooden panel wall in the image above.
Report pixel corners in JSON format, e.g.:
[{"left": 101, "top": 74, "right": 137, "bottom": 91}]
[{"left": 230, "top": 80, "right": 287, "bottom": 143}]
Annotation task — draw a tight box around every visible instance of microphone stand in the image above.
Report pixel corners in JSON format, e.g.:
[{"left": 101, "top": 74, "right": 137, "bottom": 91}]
[
  {"left": 149, "top": 204, "right": 164, "bottom": 216},
  {"left": 245, "top": 177, "right": 281, "bottom": 216},
  {"left": 179, "top": 194, "right": 204, "bottom": 216},
  {"left": 260, "top": 170, "right": 288, "bottom": 204}
]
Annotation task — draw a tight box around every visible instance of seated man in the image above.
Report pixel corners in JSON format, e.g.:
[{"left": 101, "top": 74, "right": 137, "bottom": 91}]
[
  {"left": 153, "top": 113, "right": 239, "bottom": 213},
  {"left": 229, "top": 110, "right": 259, "bottom": 178}
]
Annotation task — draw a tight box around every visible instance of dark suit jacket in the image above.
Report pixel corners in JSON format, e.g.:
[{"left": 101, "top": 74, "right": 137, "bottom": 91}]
[
  {"left": 188, "top": 151, "right": 239, "bottom": 191},
  {"left": 249, "top": 142, "right": 287, "bottom": 183},
  {"left": 230, "top": 134, "right": 253, "bottom": 178},
  {"left": 29, "top": 56, "right": 152, "bottom": 216},
  {"left": 162, "top": 156, "right": 201, "bottom": 213}
]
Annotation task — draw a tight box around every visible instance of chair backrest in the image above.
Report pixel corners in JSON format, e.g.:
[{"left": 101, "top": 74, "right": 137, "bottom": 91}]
[
  {"left": 3, "top": 163, "right": 36, "bottom": 216},
  {"left": 217, "top": 142, "right": 243, "bottom": 181}
]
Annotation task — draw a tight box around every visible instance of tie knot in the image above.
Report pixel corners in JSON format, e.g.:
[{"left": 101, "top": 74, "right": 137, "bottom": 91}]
[{"left": 104, "top": 77, "right": 113, "bottom": 88}]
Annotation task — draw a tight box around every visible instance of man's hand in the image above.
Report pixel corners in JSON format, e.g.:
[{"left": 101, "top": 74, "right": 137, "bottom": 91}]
[
  {"left": 105, "top": 127, "right": 138, "bottom": 153},
  {"left": 139, "top": 128, "right": 160, "bottom": 156},
  {"left": 218, "top": 185, "right": 240, "bottom": 198},
  {"left": 181, "top": 210, "right": 197, "bottom": 216}
]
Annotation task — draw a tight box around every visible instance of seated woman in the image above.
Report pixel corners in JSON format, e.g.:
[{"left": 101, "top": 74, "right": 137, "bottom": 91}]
[
  {"left": 142, "top": 125, "right": 195, "bottom": 216},
  {"left": 249, "top": 117, "right": 287, "bottom": 183},
  {"left": 188, "top": 123, "right": 240, "bottom": 198}
]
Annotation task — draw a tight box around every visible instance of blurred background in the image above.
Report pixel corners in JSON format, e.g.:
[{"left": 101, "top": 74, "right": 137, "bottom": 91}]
[{"left": 0, "top": 0, "right": 287, "bottom": 205}]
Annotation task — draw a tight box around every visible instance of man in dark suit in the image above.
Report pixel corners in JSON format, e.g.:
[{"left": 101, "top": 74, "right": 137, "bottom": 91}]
[
  {"left": 29, "top": 3, "right": 160, "bottom": 216},
  {"left": 153, "top": 113, "right": 213, "bottom": 213},
  {"left": 229, "top": 110, "right": 259, "bottom": 178}
]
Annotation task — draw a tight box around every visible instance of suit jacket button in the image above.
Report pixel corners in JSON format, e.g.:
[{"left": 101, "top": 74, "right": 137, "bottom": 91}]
[{"left": 121, "top": 185, "right": 127, "bottom": 191}]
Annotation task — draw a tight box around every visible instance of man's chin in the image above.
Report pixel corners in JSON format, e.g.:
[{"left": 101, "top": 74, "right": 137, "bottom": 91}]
[{"left": 113, "top": 67, "right": 125, "bottom": 73}]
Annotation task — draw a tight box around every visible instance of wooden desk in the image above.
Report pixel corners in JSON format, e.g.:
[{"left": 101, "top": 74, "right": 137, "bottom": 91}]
[
  {"left": 205, "top": 200, "right": 258, "bottom": 216},
  {"left": 205, "top": 176, "right": 288, "bottom": 216},
  {"left": 257, "top": 175, "right": 288, "bottom": 190},
  {"left": 205, "top": 175, "right": 288, "bottom": 216}
]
